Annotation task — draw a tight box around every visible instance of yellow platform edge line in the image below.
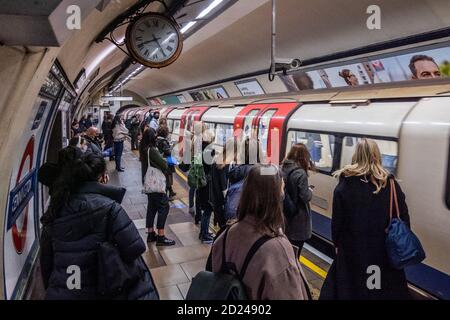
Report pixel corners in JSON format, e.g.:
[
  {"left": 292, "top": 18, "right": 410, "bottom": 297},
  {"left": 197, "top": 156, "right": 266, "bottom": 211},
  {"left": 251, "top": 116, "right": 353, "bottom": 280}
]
[
  {"left": 300, "top": 256, "right": 327, "bottom": 279},
  {"left": 176, "top": 167, "right": 328, "bottom": 279}
]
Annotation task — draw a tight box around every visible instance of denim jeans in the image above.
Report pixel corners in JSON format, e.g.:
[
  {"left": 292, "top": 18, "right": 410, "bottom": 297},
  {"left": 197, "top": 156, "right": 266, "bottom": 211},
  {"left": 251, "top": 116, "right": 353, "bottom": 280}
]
[
  {"left": 200, "top": 206, "right": 213, "bottom": 238},
  {"left": 189, "top": 187, "right": 196, "bottom": 209},
  {"left": 114, "top": 140, "right": 124, "bottom": 169}
]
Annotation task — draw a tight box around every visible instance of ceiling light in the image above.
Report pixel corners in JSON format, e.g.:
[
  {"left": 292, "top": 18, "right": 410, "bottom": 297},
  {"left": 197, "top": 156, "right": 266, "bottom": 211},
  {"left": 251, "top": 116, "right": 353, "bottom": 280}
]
[
  {"left": 181, "top": 21, "right": 197, "bottom": 34},
  {"left": 196, "top": 0, "right": 224, "bottom": 19}
]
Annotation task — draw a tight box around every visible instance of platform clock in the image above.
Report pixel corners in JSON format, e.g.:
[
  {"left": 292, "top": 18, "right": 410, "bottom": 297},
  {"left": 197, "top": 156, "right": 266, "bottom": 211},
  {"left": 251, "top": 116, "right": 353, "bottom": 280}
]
[{"left": 125, "top": 13, "right": 183, "bottom": 69}]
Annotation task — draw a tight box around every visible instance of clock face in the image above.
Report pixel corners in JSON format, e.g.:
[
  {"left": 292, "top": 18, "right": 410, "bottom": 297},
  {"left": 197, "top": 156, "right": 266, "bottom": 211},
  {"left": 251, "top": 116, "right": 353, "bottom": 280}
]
[{"left": 126, "top": 13, "right": 183, "bottom": 68}]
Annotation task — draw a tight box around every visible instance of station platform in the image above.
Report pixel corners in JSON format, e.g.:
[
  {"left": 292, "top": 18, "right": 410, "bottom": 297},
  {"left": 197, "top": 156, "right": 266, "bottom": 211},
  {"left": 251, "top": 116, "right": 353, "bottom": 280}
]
[{"left": 109, "top": 143, "right": 331, "bottom": 300}]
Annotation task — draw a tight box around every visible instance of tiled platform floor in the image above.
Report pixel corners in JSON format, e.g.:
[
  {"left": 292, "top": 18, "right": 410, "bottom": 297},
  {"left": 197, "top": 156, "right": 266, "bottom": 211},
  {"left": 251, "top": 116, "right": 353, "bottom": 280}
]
[{"left": 108, "top": 144, "right": 329, "bottom": 300}]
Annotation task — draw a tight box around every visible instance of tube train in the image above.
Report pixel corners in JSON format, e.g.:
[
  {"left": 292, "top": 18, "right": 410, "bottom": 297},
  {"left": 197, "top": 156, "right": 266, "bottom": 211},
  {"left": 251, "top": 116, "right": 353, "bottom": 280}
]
[{"left": 121, "top": 80, "right": 450, "bottom": 299}]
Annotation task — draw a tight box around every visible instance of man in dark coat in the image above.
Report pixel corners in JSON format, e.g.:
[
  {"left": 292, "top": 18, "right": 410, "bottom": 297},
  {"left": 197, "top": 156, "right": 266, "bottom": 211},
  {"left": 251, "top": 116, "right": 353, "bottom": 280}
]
[
  {"left": 84, "top": 127, "right": 103, "bottom": 156},
  {"left": 102, "top": 115, "right": 114, "bottom": 160},
  {"left": 320, "top": 176, "right": 411, "bottom": 300},
  {"left": 40, "top": 181, "right": 158, "bottom": 300},
  {"left": 129, "top": 116, "right": 140, "bottom": 150}
]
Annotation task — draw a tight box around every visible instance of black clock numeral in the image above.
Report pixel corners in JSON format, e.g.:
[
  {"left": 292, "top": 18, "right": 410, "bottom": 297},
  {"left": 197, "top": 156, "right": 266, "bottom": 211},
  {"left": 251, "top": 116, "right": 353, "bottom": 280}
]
[
  {"left": 153, "top": 20, "right": 160, "bottom": 28},
  {"left": 136, "top": 36, "right": 143, "bottom": 42},
  {"left": 166, "top": 31, "right": 172, "bottom": 35},
  {"left": 144, "top": 49, "right": 149, "bottom": 57},
  {"left": 138, "top": 28, "right": 144, "bottom": 33},
  {"left": 169, "top": 38, "right": 175, "bottom": 43},
  {"left": 166, "top": 46, "right": 174, "bottom": 52},
  {"left": 152, "top": 54, "right": 159, "bottom": 60},
  {"left": 138, "top": 43, "right": 144, "bottom": 50}
]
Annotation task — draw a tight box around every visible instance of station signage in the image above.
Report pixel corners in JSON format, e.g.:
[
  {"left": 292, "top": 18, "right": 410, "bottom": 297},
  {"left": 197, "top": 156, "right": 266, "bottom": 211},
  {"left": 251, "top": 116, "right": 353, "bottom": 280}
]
[{"left": 7, "top": 170, "right": 36, "bottom": 231}]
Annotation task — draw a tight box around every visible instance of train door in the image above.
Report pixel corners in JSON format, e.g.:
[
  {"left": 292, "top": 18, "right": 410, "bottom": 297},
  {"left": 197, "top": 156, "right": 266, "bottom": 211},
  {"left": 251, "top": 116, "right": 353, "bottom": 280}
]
[
  {"left": 234, "top": 105, "right": 263, "bottom": 145},
  {"left": 235, "top": 103, "right": 299, "bottom": 165},
  {"left": 178, "top": 106, "right": 210, "bottom": 158}
]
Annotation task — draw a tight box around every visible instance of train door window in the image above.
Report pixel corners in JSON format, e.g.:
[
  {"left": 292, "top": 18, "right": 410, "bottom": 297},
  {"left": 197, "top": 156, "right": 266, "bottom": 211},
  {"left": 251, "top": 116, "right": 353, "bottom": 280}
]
[
  {"left": 243, "top": 109, "right": 260, "bottom": 140},
  {"left": 286, "top": 131, "right": 336, "bottom": 173},
  {"left": 340, "top": 137, "right": 398, "bottom": 174},
  {"left": 216, "top": 124, "right": 234, "bottom": 146},
  {"left": 167, "top": 119, "right": 174, "bottom": 133},
  {"left": 173, "top": 120, "right": 181, "bottom": 135},
  {"left": 189, "top": 111, "right": 201, "bottom": 132},
  {"left": 258, "top": 109, "right": 277, "bottom": 162}
]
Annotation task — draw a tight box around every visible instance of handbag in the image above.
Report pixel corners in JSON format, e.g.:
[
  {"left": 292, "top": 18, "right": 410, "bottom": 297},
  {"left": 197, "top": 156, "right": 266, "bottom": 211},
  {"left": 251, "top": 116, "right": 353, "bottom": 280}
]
[
  {"left": 143, "top": 148, "right": 166, "bottom": 194},
  {"left": 166, "top": 155, "right": 178, "bottom": 166},
  {"left": 385, "top": 179, "right": 426, "bottom": 269},
  {"left": 97, "top": 204, "right": 143, "bottom": 297}
]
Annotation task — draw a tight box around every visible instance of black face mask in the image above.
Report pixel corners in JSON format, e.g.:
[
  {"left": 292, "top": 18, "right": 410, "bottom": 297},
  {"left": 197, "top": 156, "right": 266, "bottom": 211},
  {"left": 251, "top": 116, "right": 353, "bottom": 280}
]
[{"left": 154, "top": 115, "right": 159, "bottom": 120}]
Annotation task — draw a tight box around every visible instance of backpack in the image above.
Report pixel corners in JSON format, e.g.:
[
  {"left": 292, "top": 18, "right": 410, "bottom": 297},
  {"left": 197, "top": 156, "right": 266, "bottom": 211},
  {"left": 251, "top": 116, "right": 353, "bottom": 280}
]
[
  {"left": 283, "top": 169, "right": 299, "bottom": 220},
  {"left": 186, "top": 227, "right": 271, "bottom": 300},
  {"left": 188, "top": 163, "right": 207, "bottom": 189}
]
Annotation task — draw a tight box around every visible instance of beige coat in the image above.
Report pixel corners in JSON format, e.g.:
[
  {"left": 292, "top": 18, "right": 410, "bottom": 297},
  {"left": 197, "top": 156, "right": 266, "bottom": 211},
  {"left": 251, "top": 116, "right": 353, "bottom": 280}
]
[{"left": 212, "top": 216, "right": 310, "bottom": 300}]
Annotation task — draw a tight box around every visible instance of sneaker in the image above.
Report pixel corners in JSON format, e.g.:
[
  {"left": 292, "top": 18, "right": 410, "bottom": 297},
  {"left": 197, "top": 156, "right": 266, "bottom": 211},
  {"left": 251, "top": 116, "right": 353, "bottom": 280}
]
[
  {"left": 147, "top": 231, "right": 157, "bottom": 243},
  {"left": 200, "top": 234, "right": 214, "bottom": 244},
  {"left": 156, "top": 235, "right": 176, "bottom": 247},
  {"left": 116, "top": 168, "right": 124, "bottom": 172}
]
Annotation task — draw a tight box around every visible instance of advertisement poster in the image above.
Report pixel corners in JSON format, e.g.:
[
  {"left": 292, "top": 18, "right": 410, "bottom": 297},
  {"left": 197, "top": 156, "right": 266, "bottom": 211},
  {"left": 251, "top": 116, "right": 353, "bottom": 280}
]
[
  {"left": 189, "top": 86, "right": 229, "bottom": 101},
  {"left": 235, "top": 79, "right": 265, "bottom": 96},
  {"left": 280, "top": 45, "right": 450, "bottom": 91}
]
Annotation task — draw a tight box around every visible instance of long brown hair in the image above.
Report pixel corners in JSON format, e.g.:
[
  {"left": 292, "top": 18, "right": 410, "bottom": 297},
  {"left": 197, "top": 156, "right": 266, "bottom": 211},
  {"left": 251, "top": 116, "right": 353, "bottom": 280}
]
[
  {"left": 283, "top": 143, "right": 314, "bottom": 175},
  {"left": 237, "top": 164, "right": 284, "bottom": 236}
]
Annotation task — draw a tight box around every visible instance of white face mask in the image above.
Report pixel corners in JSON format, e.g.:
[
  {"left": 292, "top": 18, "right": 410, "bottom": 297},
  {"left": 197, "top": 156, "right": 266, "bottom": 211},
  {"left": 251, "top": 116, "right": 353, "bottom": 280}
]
[{"left": 81, "top": 145, "right": 88, "bottom": 153}]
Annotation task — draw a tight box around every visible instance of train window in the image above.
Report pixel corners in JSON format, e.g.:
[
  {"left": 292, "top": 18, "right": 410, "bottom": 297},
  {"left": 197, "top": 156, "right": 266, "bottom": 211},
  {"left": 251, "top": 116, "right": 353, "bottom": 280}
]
[
  {"left": 215, "top": 124, "right": 234, "bottom": 146},
  {"left": 167, "top": 119, "right": 174, "bottom": 132},
  {"left": 173, "top": 120, "right": 181, "bottom": 135},
  {"left": 340, "top": 137, "right": 398, "bottom": 174},
  {"left": 243, "top": 109, "right": 260, "bottom": 140},
  {"left": 287, "top": 131, "right": 336, "bottom": 173},
  {"left": 258, "top": 109, "right": 277, "bottom": 161}
]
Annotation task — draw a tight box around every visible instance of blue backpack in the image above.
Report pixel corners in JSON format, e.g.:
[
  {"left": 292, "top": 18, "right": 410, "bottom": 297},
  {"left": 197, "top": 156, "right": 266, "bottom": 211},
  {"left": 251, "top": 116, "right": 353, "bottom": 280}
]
[{"left": 385, "top": 179, "right": 426, "bottom": 269}]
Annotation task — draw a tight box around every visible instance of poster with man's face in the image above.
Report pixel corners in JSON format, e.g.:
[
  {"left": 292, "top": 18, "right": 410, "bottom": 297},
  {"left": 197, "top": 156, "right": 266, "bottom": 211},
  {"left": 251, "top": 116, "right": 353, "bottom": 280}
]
[{"left": 280, "top": 45, "right": 449, "bottom": 92}]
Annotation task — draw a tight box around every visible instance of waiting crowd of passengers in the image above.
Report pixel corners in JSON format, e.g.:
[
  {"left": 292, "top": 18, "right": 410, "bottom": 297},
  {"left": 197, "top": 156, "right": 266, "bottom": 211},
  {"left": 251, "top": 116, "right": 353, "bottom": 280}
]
[{"left": 37, "top": 113, "right": 423, "bottom": 300}]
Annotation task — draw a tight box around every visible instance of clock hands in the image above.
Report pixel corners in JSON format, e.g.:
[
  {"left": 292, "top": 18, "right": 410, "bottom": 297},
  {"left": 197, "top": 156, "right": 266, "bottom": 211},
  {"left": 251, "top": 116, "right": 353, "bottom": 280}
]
[
  {"left": 152, "top": 34, "right": 167, "bottom": 58},
  {"left": 141, "top": 37, "right": 161, "bottom": 45}
]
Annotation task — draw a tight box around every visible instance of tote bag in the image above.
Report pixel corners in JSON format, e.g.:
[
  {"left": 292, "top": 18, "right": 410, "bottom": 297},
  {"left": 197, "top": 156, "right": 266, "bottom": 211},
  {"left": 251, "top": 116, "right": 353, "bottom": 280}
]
[
  {"left": 385, "top": 179, "right": 425, "bottom": 269},
  {"left": 143, "top": 148, "right": 166, "bottom": 194}
]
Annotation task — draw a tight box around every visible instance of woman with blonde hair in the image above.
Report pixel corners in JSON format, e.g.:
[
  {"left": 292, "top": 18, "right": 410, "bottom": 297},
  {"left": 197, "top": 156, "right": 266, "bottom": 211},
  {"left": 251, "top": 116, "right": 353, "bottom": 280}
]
[{"left": 320, "top": 139, "right": 411, "bottom": 300}]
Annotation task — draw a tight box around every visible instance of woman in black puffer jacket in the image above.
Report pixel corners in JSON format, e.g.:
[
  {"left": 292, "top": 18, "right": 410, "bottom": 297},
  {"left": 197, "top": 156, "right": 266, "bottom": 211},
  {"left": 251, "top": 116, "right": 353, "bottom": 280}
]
[{"left": 40, "top": 153, "right": 158, "bottom": 300}]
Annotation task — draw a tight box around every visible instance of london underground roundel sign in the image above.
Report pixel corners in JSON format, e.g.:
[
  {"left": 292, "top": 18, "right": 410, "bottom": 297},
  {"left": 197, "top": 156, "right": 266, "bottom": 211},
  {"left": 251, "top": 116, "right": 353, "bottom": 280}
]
[{"left": 7, "top": 137, "right": 35, "bottom": 254}]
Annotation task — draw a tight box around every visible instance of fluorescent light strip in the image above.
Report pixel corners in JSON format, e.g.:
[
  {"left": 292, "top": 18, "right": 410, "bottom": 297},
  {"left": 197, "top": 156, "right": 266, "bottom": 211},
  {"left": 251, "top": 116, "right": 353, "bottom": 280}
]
[
  {"left": 181, "top": 21, "right": 197, "bottom": 34},
  {"left": 197, "top": 0, "right": 224, "bottom": 19}
]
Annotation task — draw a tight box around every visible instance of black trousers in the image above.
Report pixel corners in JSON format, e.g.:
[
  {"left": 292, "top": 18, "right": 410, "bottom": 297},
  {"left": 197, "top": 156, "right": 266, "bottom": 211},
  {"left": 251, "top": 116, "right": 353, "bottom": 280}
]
[{"left": 146, "top": 193, "right": 169, "bottom": 230}]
